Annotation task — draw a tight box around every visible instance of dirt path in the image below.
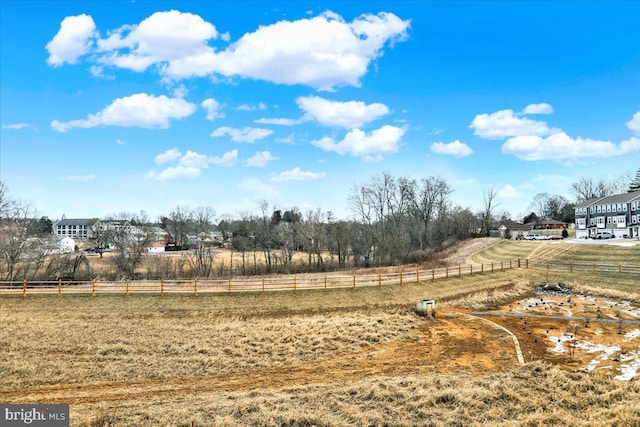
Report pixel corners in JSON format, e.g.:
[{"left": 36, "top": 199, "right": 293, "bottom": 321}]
[{"left": 0, "top": 314, "right": 521, "bottom": 405}]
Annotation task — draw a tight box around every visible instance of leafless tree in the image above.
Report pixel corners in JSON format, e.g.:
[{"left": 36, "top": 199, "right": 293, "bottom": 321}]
[{"left": 481, "top": 186, "right": 500, "bottom": 237}]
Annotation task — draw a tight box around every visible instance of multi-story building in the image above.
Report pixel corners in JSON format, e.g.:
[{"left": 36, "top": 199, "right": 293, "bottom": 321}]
[
  {"left": 53, "top": 218, "right": 95, "bottom": 239},
  {"left": 574, "top": 191, "right": 640, "bottom": 239}
]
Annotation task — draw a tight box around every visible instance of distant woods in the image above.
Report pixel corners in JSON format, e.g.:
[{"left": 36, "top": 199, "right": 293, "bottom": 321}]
[{"left": 0, "top": 168, "right": 637, "bottom": 281}]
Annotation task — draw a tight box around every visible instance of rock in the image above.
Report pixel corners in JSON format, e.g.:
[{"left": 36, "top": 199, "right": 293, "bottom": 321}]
[{"left": 543, "top": 282, "right": 563, "bottom": 292}]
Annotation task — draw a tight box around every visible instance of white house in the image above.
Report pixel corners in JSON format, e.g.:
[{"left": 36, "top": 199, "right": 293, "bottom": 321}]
[{"left": 58, "top": 236, "right": 76, "bottom": 254}]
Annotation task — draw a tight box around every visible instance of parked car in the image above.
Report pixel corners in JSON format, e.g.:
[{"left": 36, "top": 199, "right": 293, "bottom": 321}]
[
  {"left": 547, "top": 235, "right": 563, "bottom": 240},
  {"left": 525, "top": 234, "right": 548, "bottom": 240},
  {"left": 593, "top": 232, "right": 614, "bottom": 239}
]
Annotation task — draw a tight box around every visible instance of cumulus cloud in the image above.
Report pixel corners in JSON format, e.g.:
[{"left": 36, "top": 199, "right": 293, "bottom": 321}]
[
  {"left": 95, "top": 10, "right": 219, "bottom": 72},
  {"left": 470, "top": 109, "right": 555, "bottom": 140},
  {"left": 296, "top": 96, "right": 389, "bottom": 128},
  {"left": 210, "top": 126, "right": 273, "bottom": 143},
  {"left": 627, "top": 112, "right": 640, "bottom": 135},
  {"left": 246, "top": 151, "right": 278, "bottom": 167},
  {"left": 497, "top": 184, "right": 523, "bottom": 199},
  {"left": 48, "top": 10, "right": 410, "bottom": 90},
  {"left": 311, "top": 125, "right": 405, "bottom": 161},
  {"left": 46, "top": 14, "right": 97, "bottom": 66},
  {"left": 522, "top": 103, "right": 553, "bottom": 115},
  {"left": 430, "top": 140, "right": 473, "bottom": 157},
  {"left": 270, "top": 167, "right": 326, "bottom": 182},
  {"left": 155, "top": 147, "right": 182, "bottom": 165},
  {"left": 210, "top": 149, "right": 238, "bottom": 167},
  {"left": 237, "top": 103, "right": 267, "bottom": 111},
  {"left": 501, "top": 132, "right": 640, "bottom": 161},
  {"left": 148, "top": 148, "right": 237, "bottom": 180},
  {"left": 51, "top": 93, "right": 196, "bottom": 132},
  {"left": 201, "top": 98, "right": 225, "bottom": 120},
  {"left": 255, "top": 117, "right": 303, "bottom": 126},
  {"left": 2, "top": 123, "right": 37, "bottom": 131}
]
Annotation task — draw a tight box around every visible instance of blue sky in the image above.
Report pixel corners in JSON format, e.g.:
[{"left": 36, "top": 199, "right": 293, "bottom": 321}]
[{"left": 1, "top": 1, "right": 639, "bottom": 221}]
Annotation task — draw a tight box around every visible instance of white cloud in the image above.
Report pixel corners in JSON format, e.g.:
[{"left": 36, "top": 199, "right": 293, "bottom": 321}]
[
  {"left": 237, "top": 178, "right": 279, "bottom": 200},
  {"left": 501, "top": 132, "right": 640, "bottom": 161},
  {"left": 96, "top": 10, "right": 219, "bottom": 72},
  {"left": 497, "top": 184, "right": 523, "bottom": 199},
  {"left": 470, "top": 109, "right": 554, "bottom": 140},
  {"left": 149, "top": 148, "right": 236, "bottom": 180},
  {"left": 237, "top": 103, "right": 267, "bottom": 111},
  {"left": 296, "top": 96, "right": 389, "bottom": 128},
  {"left": 201, "top": 98, "right": 225, "bottom": 120},
  {"left": 2, "top": 123, "right": 37, "bottom": 131},
  {"left": 115, "top": 139, "right": 127, "bottom": 145},
  {"left": 311, "top": 125, "right": 405, "bottom": 161},
  {"left": 210, "top": 126, "right": 273, "bottom": 143},
  {"left": 210, "top": 149, "right": 238, "bottom": 167},
  {"left": 523, "top": 103, "right": 553, "bottom": 115},
  {"left": 46, "top": 14, "right": 97, "bottom": 66},
  {"left": 246, "top": 151, "right": 278, "bottom": 167},
  {"left": 53, "top": 10, "right": 409, "bottom": 90},
  {"left": 65, "top": 174, "right": 96, "bottom": 182},
  {"left": 148, "top": 165, "right": 202, "bottom": 180},
  {"left": 430, "top": 140, "right": 473, "bottom": 157},
  {"left": 255, "top": 117, "right": 303, "bottom": 126},
  {"left": 276, "top": 133, "right": 296, "bottom": 144},
  {"left": 270, "top": 167, "right": 326, "bottom": 182},
  {"left": 51, "top": 93, "right": 196, "bottom": 132},
  {"left": 627, "top": 112, "right": 640, "bottom": 135},
  {"left": 155, "top": 148, "right": 182, "bottom": 165}
]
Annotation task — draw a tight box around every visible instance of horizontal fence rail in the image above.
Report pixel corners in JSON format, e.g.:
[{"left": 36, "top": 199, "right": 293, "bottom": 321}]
[
  {"left": 528, "top": 260, "right": 640, "bottom": 275},
  {"left": 0, "top": 259, "right": 524, "bottom": 296}
]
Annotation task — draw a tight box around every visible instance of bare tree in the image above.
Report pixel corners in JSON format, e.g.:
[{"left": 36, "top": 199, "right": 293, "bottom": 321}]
[
  {"left": 481, "top": 186, "right": 500, "bottom": 237},
  {"left": 0, "top": 188, "right": 40, "bottom": 280},
  {"left": 571, "top": 174, "right": 633, "bottom": 202}
]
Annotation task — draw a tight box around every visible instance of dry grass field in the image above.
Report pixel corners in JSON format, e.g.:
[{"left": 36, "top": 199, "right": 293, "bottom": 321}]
[{"left": 2, "top": 239, "right": 640, "bottom": 426}]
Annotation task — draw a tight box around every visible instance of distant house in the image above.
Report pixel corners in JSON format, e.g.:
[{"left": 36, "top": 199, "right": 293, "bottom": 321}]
[
  {"left": 574, "top": 190, "right": 640, "bottom": 239},
  {"left": 539, "top": 219, "right": 569, "bottom": 230},
  {"left": 499, "top": 222, "right": 534, "bottom": 239},
  {"left": 57, "top": 236, "right": 76, "bottom": 253}
]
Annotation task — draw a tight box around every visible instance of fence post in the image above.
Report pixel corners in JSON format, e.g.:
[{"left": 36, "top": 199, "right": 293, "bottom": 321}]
[
  {"left": 228, "top": 278, "right": 232, "bottom": 294},
  {"left": 526, "top": 259, "right": 529, "bottom": 268},
  {"left": 58, "top": 278, "right": 62, "bottom": 295},
  {"left": 618, "top": 263, "right": 622, "bottom": 274},
  {"left": 378, "top": 273, "right": 381, "bottom": 288},
  {"left": 262, "top": 276, "right": 265, "bottom": 293},
  {"left": 431, "top": 268, "right": 434, "bottom": 280},
  {"left": 416, "top": 269, "right": 419, "bottom": 284},
  {"left": 446, "top": 267, "right": 449, "bottom": 279},
  {"left": 194, "top": 279, "right": 198, "bottom": 296},
  {"left": 324, "top": 275, "right": 327, "bottom": 291},
  {"left": 518, "top": 259, "right": 521, "bottom": 268},
  {"left": 547, "top": 261, "right": 550, "bottom": 271},
  {"left": 510, "top": 260, "right": 512, "bottom": 269},
  {"left": 353, "top": 273, "right": 356, "bottom": 290},
  {"left": 294, "top": 276, "right": 297, "bottom": 292},
  {"left": 400, "top": 269, "right": 403, "bottom": 286},
  {"left": 593, "top": 264, "right": 596, "bottom": 273},
  {"left": 501, "top": 261, "right": 504, "bottom": 271},
  {"left": 161, "top": 279, "right": 164, "bottom": 296},
  {"left": 491, "top": 262, "right": 494, "bottom": 272},
  {"left": 481, "top": 263, "right": 484, "bottom": 274},
  {"left": 458, "top": 266, "right": 461, "bottom": 277},
  {"left": 569, "top": 262, "right": 573, "bottom": 273},
  {"left": 470, "top": 265, "right": 473, "bottom": 275},
  {"left": 126, "top": 279, "right": 129, "bottom": 296},
  {"left": 92, "top": 279, "right": 96, "bottom": 297},
  {"left": 22, "top": 279, "right": 27, "bottom": 298}
]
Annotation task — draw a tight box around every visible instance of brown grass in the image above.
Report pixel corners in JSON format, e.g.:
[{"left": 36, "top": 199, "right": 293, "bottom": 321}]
[{"left": 2, "top": 240, "right": 640, "bottom": 426}]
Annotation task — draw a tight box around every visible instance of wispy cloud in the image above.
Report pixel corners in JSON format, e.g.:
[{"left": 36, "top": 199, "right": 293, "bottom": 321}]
[{"left": 270, "top": 167, "right": 326, "bottom": 182}]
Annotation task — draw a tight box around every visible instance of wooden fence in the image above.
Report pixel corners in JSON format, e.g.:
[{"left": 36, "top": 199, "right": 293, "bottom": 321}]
[{"left": 0, "top": 259, "right": 524, "bottom": 297}]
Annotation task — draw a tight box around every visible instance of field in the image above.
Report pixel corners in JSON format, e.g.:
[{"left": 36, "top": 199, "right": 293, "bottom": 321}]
[{"left": 2, "top": 239, "right": 640, "bottom": 426}]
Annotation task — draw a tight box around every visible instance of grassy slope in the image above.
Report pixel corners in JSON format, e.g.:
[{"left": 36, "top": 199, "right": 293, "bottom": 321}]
[{"left": 2, "top": 239, "right": 640, "bottom": 426}]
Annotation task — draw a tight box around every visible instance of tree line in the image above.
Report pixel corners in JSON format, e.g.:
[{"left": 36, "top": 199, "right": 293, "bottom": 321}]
[{"left": 0, "top": 169, "right": 637, "bottom": 281}]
